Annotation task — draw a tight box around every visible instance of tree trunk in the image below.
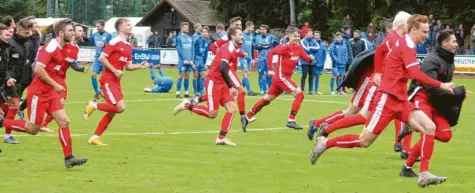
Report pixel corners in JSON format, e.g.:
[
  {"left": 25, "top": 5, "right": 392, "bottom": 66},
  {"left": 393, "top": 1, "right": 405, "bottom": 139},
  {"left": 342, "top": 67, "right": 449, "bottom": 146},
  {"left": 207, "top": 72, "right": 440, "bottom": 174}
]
[{"left": 289, "top": 0, "right": 296, "bottom": 27}]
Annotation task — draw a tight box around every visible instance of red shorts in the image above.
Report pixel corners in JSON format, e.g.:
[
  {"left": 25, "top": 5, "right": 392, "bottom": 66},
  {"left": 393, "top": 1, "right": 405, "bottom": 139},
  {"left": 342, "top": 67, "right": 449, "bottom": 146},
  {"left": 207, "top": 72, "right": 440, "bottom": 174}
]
[
  {"left": 27, "top": 91, "right": 63, "bottom": 125},
  {"left": 101, "top": 82, "right": 123, "bottom": 105},
  {"left": 365, "top": 91, "right": 418, "bottom": 135},
  {"left": 267, "top": 76, "right": 298, "bottom": 96},
  {"left": 412, "top": 90, "right": 450, "bottom": 131},
  {"left": 229, "top": 71, "right": 241, "bottom": 88},
  {"left": 205, "top": 78, "right": 234, "bottom": 111},
  {"left": 351, "top": 77, "right": 377, "bottom": 108}
]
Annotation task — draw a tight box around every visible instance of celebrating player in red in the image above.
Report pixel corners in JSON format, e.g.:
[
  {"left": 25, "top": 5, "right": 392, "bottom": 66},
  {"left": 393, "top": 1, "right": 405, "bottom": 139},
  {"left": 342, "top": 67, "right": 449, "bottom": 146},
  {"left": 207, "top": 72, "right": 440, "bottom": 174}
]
[
  {"left": 41, "top": 24, "right": 88, "bottom": 131},
  {"left": 308, "top": 11, "right": 414, "bottom": 156},
  {"left": 0, "top": 19, "right": 88, "bottom": 168},
  {"left": 241, "top": 27, "right": 313, "bottom": 130},
  {"left": 310, "top": 14, "right": 453, "bottom": 187},
  {"left": 83, "top": 18, "right": 149, "bottom": 146},
  {"left": 173, "top": 27, "right": 242, "bottom": 146}
]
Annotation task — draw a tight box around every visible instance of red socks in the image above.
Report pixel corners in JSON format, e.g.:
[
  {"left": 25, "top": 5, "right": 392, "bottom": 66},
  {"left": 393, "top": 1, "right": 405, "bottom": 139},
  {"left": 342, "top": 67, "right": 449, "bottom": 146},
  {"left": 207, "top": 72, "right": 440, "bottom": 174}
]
[
  {"left": 94, "top": 114, "right": 114, "bottom": 136},
  {"left": 314, "top": 110, "right": 345, "bottom": 127},
  {"left": 59, "top": 127, "right": 72, "bottom": 158},
  {"left": 185, "top": 103, "right": 210, "bottom": 118},
  {"left": 42, "top": 115, "right": 54, "bottom": 127},
  {"left": 218, "top": 112, "right": 234, "bottom": 139},
  {"left": 238, "top": 92, "right": 246, "bottom": 115},
  {"left": 246, "top": 98, "right": 270, "bottom": 119},
  {"left": 289, "top": 92, "right": 304, "bottom": 120},
  {"left": 325, "top": 114, "right": 366, "bottom": 135},
  {"left": 5, "top": 105, "right": 18, "bottom": 134},
  {"left": 419, "top": 134, "right": 435, "bottom": 172},
  {"left": 2, "top": 119, "right": 26, "bottom": 132},
  {"left": 97, "top": 103, "right": 119, "bottom": 113},
  {"left": 435, "top": 130, "right": 452, "bottom": 142},
  {"left": 394, "top": 120, "right": 403, "bottom": 145},
  {"left": 326, "top": 134, "right": 361, "bottom": 148}
]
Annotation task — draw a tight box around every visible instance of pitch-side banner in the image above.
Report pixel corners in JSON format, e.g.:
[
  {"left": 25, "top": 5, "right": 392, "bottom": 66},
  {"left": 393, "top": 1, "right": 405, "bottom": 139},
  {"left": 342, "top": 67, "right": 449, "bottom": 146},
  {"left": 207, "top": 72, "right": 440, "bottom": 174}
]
[
  {"left": 132, "top": 48, "right": 161, "bottom": 64},
  {"left": 417, "top": 54, "right": 475, "bottom": 74}
]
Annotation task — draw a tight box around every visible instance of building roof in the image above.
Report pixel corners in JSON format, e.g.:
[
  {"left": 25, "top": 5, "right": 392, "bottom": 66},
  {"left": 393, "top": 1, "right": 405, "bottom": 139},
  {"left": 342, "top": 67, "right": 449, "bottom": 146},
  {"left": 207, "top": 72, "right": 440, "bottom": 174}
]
[{"left": 138, "top": 0, "right": 225, "bottom": 26}]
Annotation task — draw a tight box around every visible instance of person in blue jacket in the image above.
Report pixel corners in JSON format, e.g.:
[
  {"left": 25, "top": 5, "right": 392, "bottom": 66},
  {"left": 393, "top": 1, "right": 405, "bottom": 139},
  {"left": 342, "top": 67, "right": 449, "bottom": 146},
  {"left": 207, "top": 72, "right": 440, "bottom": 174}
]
[
  {"left": 417, "top": 39, "right": 431, "bottom": 54},
  {"left": 88, "top": 20, "right": 112, "bottom": 101},
  {"left": 239, "top": 21, "right": 257, "bottom": 96},
  {"left": 299, "top": 29, "right": 320, "bottom": 94},
  {"left": 313, "top": 31, "right": 326, "bottom": 95},
  {"left": 254, "top": 24, "right": 278, "bottom": 95},
  {"left": 175, "top": 22, "right": 194, "bottom": 98},
  {"left": 193, "top": 26, "right": 211, "bottom": 96},
  {"left": 216, "top": 23, "right": 226, "bottom": 39},
  {"left": 192, "top": 23, "right": 202, "bottom": 41},
  {"left": 329, "top": 32, "right": 351, "bottom": 94}
]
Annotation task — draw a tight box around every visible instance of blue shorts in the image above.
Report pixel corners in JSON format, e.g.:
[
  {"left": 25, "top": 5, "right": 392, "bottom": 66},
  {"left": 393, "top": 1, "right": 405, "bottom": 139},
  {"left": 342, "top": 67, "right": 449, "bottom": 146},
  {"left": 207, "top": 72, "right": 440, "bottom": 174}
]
[
  {"left": 257, "top": 59, "right": 269, "bottom": 75},
  {"left": 178, "top": 63, "right": 193, "bottom": 74},
  {"left": 239, "top": 58, "right": 252, "bottom": 71},
  {"left": 332, "top": 66, "right": 346, "bottom": 76},
  {"left": 314, "top": 65, "right": 324, "bottom": 76},
  {"left": 92, "top": 57, "right": 104, "bottom": 74},
  {"left": 195, "top": 61, "right": 206, "bottom": 73}
]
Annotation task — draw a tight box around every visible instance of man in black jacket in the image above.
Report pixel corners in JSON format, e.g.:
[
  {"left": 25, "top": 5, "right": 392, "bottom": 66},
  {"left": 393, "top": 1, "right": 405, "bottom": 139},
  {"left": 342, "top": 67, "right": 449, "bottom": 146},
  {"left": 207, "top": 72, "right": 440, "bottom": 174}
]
[
  {"left": 349, "top": 30, "right": 368, "bottom": 57},
  {"left": 3, "top": 18, "right": 33, "bottom": 144},
  {"left": 0, "top": 24, "right": 11, "bottom": 152},
  {"left": 399, "top": 30, "right": 465, "bottom": 178}
]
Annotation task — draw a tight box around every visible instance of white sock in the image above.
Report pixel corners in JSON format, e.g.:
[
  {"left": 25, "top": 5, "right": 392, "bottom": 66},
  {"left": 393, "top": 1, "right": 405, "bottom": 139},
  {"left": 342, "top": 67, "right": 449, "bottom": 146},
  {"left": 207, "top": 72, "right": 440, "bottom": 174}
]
[
  {"left": 185, "top": 91, "right": 189, "bottom": 95},
  {"left": 5, "top": 134, "right": 11, "bottom": 139},
  {"left": 92, "top": 135, "right": 99, "bottom": 139},
  {"left": 92, "top": 102, "right": 98, "bottom": 109},
  {"left": 404, "top": 164, "right": 411, "bottom": 169},
  {"left": 176, "top": 91, "right": 180, "bottom": 95},
  {"left": 288, "top": 119, "right": 295, "bottom": 122}
]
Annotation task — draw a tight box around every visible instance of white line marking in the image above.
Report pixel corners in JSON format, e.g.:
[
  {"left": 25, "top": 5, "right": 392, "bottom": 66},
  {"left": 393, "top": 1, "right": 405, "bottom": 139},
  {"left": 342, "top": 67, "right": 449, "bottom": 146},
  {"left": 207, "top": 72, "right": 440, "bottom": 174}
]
[
  {"left": 63, "top": 98, "right": 347, "bottom": 105},
  {"left": 11, "top": 127, "right": 290, "bottom": 137}
]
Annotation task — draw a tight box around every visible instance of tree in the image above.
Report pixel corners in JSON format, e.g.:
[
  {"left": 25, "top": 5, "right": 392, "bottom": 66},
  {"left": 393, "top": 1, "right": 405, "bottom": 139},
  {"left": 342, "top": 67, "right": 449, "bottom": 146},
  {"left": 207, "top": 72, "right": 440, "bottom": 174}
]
[{"left": 289, "top": 0, "right": 296, "bottom": 27}]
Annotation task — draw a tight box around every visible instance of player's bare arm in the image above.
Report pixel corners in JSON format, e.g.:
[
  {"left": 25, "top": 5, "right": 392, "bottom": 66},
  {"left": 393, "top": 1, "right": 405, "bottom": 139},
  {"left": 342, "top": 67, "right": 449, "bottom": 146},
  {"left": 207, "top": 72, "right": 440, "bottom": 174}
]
[
  {"left": 34, "top": 62, "right": 64, "bottom": 92},
  {"left": 125, "top": 60, "right": 150, "bottom": 71}
]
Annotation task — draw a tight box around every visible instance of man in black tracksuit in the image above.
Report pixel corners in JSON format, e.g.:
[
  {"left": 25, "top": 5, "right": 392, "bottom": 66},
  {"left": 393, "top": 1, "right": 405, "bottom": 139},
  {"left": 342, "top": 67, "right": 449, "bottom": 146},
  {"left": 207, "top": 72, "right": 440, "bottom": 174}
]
[
  {"left": 349, "top": 30, "right": 368, "bottom": 58},
  {"left": 3, "top": 18, "right": 33, "bottom": 144},
  {"left": 399, "top": 30, "right": 466, "bottom": 179},
  {"left": 0, "top": 24, "right": 12, "bottom": 152}
]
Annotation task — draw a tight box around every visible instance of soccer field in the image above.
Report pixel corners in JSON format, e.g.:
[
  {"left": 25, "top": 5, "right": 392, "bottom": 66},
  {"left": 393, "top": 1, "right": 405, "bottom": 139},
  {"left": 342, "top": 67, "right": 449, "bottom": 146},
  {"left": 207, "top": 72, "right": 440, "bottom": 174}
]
[{"left": 0, "top": 68, "right": 474, "bottom": 193}]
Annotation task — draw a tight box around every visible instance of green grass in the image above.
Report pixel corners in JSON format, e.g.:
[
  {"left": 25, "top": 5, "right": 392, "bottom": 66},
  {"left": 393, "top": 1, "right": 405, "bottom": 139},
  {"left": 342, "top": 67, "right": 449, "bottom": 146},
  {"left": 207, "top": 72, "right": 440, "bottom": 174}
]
[{"left": 0, "top": 68, "right": 474, "bottom": 193}]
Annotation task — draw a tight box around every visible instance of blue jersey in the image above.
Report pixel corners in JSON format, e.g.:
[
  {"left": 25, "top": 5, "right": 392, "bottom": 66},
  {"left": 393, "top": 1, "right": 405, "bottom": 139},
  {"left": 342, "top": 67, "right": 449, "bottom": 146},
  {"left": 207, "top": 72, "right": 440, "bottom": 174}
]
[
  {"left": 241, "top": 31, "right": 254, "bottom": 57},
  {"left": 89, "top": 31, "right": 112, "bottom": 57},
  {"left": 217, "top": 32, "right": 226, "bottom": 39},
  {"left": 254, "top": 33, "right": 278, "bottom": 60},
  {"left": 299, "top": 37, "right": 320, "bottom": 65},
  {"left": 193, "top": 37, "right": 211, "bottom": 65},
  {"left": 330, "top": 40, "right": 351, "bottom": 67},
  {"left": 176, "top": 32, "right": 194, "bottom": 63},
  {"left": 280, "top": 36, "right": 289, "bottom": 44},
  {"left": 193, "top": 32, "right": 201, "bottom": 41}
]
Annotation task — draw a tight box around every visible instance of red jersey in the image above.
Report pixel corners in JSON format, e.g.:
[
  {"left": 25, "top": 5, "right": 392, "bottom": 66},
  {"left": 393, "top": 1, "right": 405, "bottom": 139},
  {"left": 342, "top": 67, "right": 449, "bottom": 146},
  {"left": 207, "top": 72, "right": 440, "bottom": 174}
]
[
  {"left": 99, "top": 36, "right": 133, "bottom": 84},
  {"left": 210, "top": 35, "right": 245, "bottom": 59},
  {"left": 29, "top": 39, "right": 66, "bottom": 94},
  {"left": 266, "top": 43, "right": 310, "bottom": 78},
  {"left": 374, "top": 32, "right": 401, "bottom": 74},
  {"left": 208, "top": 42, "right": 239, "bottom": 84},
  {"left": 380, "top": 35, "right": 441, "bottom": 101},
  {"left": 55, "top": 43, "right": 79, "bottom": 86}
]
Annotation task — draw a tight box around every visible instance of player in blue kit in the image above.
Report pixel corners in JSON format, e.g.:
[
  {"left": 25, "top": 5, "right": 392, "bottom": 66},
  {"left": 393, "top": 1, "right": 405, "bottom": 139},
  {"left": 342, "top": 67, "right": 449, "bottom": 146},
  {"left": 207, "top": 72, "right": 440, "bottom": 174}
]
[
  {"left": 239, "top": 21, "right": 257, "bottom": 96},
  {"left": 193, "top": 26, "right": 211, "bottom": 95},
  {"left": 254, "top": 24, "right": 278, "bottom": 95},
  {"left": 88, "top": 20, "right": 112, "bottom": 101},
  {"left": 175, "top": 22, "right": 194, "bottom": 98}
]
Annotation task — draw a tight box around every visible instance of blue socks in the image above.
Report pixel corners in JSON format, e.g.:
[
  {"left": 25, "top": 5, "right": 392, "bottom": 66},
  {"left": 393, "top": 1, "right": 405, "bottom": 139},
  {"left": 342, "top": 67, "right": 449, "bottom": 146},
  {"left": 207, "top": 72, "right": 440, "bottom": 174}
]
[
  {"left": 242, "top": 76, "right": 252, "bottom": 93},
  {"left": 192, "top": 79, "right": 198, "bottom": 95},
  {"left": 176, "top": 77, "right": 183, "bottom": 93},
  {"left": 184, "top": 78, "right": 190, "bottom": 93},
  {"left": 199, "top": 77, "right": 205, "bottom": 94},
  {"left": 330, "top": 77, "right": 335, "bottom": 92},
  {"left": 92, "top": 77, "right": 99, "bottom": 95},
  {"left": 338, "top": 77, "right": 343, "bottom": 92},
  {"left": 314, "top": 76, "right": 320, "bottom": 93}
]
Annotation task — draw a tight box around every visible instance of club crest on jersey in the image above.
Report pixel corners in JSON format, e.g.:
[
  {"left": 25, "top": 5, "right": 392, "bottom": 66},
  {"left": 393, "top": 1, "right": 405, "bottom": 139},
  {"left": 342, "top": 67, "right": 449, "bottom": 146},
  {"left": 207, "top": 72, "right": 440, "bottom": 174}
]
[
  {"left": 54, "top": 65, "right": 61, "bottom": 71},
  {"left": 119, "top": 56, "right": 128, "bottom": 62}
]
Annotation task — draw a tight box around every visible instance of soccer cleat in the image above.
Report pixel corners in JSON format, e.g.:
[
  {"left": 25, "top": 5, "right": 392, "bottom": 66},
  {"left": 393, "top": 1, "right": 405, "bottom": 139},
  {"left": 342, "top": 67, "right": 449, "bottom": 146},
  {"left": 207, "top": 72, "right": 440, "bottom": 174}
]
[
  {"left": 310, "top": 137, "right": 327, "bottom": 165},
  {"left": 393, "top": 143, "right": 403, "bottom": 152},
  {"left": 173, "top": 99, "right": 190, "bottom": 115},
  {"left": 88, "top": 137, "right": 107, "bottom": 146},
  {"left": 4, "top": 136, "right": 19, "bottom": 144},
  {"left": 247, "top": 91, "right": 257, "bottom": 96},
  {"left": 286, "top": 121, "right": 303, "bottom": 130},
  {"left": 397, "top": 124, "right": 415, "bottom": 143},
  {"left": 241, "top": 116, "right": 249, "bottom": 132},
  {"left": 418, "top": 172, "right": 447, "bottom": 188},
  {"left": 191, "top": 97, "right": 200, "bottom": 105},
  {"left": 176, "top": 94, "right": 182, "bottom": 99},
  {"left": 307, "top": 119, "right": 317, "bottom": 140},
  {"left": 40, "top": 127, "right": 55, "bottom": 132},
  {"left": 399, "top": 165, "right": 418, "bottom": 178},
  {"left": 64, "top": 156, "right": 88, "bottom": 168},
  {"left": 317, "top": 123, "right": 329, "bottom": 138},
  {"left": 17, "top": 110, "right": 25, "bottom": 120},
  {"left": 331, "top": 92, "right": 336, "bottom": 95},
  {"left": 216, "top": 137, "right": 236, "bottom": 146},
  {"left": 83, "top": 101, "right": 96, "bottom": 121},
  {"left": 143, "top": 87, "right": 152, "bottom": 92},
  {"left": 316, "top": 92, "right": 323, "bottom": 95},
  {"left": 184, "top": 94, "right": 190, "bottom": 98}
]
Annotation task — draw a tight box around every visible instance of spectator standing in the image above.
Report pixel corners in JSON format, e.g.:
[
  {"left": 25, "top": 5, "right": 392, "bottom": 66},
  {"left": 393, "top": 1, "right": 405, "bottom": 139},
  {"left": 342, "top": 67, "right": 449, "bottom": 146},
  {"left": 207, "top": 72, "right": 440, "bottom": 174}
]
[
  {"left": 455, "top": 24, "right": 465, "bottom": 54},
  {"left": 349, "top": 30, "right": 368, "bottom": 57},
  {"left": 147, "top": 31, "right": 161, "bottom": 48},
  {"left": 365, "top": 23, "right": 377, "bottom": 43},
  {"left": 299, "top": 30, "right": 319, "bottom": 94},
  {"left": 343, "top": 15, "right": 353, "bottom": 30},
  {"left": 166, "top": 31, "right": 175, "bottom": 48},
  {"left": 374, "top": 19, "right": 393, "bottom": 45},
  {"left": 300, "top": 21, "right": 312, "bottom": 37},
  {"left": 128, "top": 33, "right": 138, "bottom": 47},
  {"left": 470, "top": 24, "right": 475, "bottom": 55},
  {"left": 313, "top": 31, "right": 326, "bottom": 95},
  {"left": 329, "top": 32, "right": 351, "bottom": 95}
]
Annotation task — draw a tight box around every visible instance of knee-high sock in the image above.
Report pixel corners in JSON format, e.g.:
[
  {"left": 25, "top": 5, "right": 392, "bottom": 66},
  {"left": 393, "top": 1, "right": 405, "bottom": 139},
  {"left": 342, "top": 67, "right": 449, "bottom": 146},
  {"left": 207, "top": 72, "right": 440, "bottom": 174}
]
[
  {"left": 176, "top": 77, "right": 183, "bottom": 93},
  {"left": 184, "top": 78, "right": 190, "bottom": 93},
  {"left": 2, "top": 119, "right": 26, "bottom": 132},
  {"left": 405, "top": 138, "right": 422, "bottom": 168},
  {"left": 326, "top": 134, "right": 361, "bottom": 149},
  {"left": 238, "top": 92, "right": 246, "bottom": 115},
  {"left": 97, "top": 103, "right": 119, "bottom": 113},
  {"left": 185, "top": 103, "right": 210, "bottom": 118},
  {"left": 243, "top": 76, "right": 252, "bottom": 93},
  {"left": 330, "top": 77, "right": 335, "bottom": 92},
  {"left": 5, "top": 105, "right": 18, "bottom": 135},
  {"left": 246, "top": 98, "right": 270, "bottom": 119},
  {"left": 218, "top": 112, "right": 235, "bottom": 139},
  {"left": 193, "top": 79, "right": 198, "bottom": 94},
  {"left": 419, "top": 134, "right": 435, "bottom": 173},
  {"left": 337, "top": 77, "right": 343, "bottom": 92},
  {"left": 325, "top": 114, "right": 366, "bottom": 135},
  {"left": 92, "top": 77, "right": 100, "bottom": 95},
  {"left": 394, "top": 120, "right": 403, "bottom": 145},
  {"left": 93, "top": 114, "right": 114, "bottom": 136},
  {"left": 258, "top": 75, "right": 265, "bottom": 93},
  {"left": 314, "top": 110, "right": 345, "bottom": 127},
  {"left": 199, "top": 77, "right": 205, "bottom": 94},
  {"left": 314, "top": 76, "right": 320, "bottom": 93},
  {"left": 58, "top": 127, "right": 72, "bottom": 158},
  {"left": 289, "top": 92, "right": 304, "bottom": 121}
]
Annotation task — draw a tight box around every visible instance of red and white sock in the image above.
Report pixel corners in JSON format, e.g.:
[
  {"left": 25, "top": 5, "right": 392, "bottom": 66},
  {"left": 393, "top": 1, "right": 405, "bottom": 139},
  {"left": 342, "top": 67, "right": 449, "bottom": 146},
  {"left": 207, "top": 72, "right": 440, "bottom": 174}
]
[
  {"left": 325, "top": 134, "right": 361, "bottom": 149},
  {"left": 394, "top": 120, "right": 403, "bottom": 145},
  {"left": 314, "top": 110, "right": 345, "bottom": 127},
  {"left": 58, "top": 127, "right": 72, "bottom": 158},
  {"left": 238, "top": 92, "right": 246, "bottom": 116},
  {"left": 419, "top": 134, "right": 435, "bottom": 173},
  {"left": 405, "top": 138, "right": 422, "bottom": 168},
  {"left": 218, "top": 112, "right": 234, "bottom": 139},
  {"left": 96, "top": 103, "right": 119, "bottom": 113},
  {"left": 288, "top": 92, "right": 304, "bottom": 121},
  {"left": 246, "top": 98, "right": 270, "bottom": 119},
  {"left": 5, "top": 105, "right": 18, "bottom": 135},
  {"left": 93, "top": 114, "right": 114, "bottom": 136},
  {"left": 185, "top": 103, "right": 210, "bottom": 118},
  {"left": 325, "top": 114, "right": 366, "bottom": 135},
  {"left": 2, "top": 119, "right": 26, "bottom": 132}
]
